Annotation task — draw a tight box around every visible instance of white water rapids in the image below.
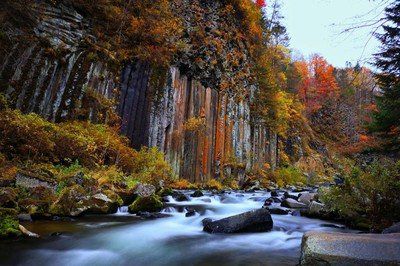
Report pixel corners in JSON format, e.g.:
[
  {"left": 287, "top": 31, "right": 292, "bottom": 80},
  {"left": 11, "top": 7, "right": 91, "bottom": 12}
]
[{"left": 3, "top": 190, "right": 355, "bottom": 266}]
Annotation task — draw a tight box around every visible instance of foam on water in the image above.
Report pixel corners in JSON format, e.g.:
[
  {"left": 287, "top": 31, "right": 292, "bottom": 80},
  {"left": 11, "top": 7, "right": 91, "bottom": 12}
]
[{"left": 13, "top": 190, "right": 355, "bottom": 266}]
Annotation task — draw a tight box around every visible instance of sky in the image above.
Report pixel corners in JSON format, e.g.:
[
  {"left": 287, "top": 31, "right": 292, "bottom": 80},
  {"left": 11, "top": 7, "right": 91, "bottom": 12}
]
[{"left": 278, "top": 0, "right": 387, "bottom": 68}]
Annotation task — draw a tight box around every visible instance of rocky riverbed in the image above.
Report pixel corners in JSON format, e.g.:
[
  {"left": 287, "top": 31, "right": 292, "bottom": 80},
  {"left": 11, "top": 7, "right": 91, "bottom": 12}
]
[{"left": 0, "top": 189, "right": 358, "bottom": 266}]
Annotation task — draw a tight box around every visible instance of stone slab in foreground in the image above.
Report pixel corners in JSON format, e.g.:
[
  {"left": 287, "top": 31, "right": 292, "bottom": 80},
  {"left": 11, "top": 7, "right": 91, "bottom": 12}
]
[{"left": 300, "top": 231, "right": 400, "bottom": 265}]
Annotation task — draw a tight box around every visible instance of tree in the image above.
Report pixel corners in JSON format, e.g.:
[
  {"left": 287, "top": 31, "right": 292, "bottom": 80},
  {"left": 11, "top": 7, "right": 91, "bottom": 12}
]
[
  {"left": 255, "top": 0, "right": 266, "bottom": 8},
  {"left": 264, "top": 0, "right": 289, "bottom": 46},
  {"left": 370, "top": 1, "right": 400, "bottom": 148},
  {"left": 294, "top": 55, "right": 339, "bottom": 113}
]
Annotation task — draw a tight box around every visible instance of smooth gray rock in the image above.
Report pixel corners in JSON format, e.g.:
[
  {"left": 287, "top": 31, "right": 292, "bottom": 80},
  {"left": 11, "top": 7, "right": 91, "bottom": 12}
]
[
  {"left": 298, "top": 193, "right": 317, "bottom": 206},
  {"left": 300, "top": 231, "right": 400, "bottom": 265},
  {"left": 203, "top": 209, "right": 273, "bottom": 234},
  {"left": 17, "top": 213, "right": 32, "bottom": 222},
  {"left": 308, "top": 201, "right": 325, "bottom": 214},
  {"left": 281, "top": 198, "right": 307, "bottom": 208}
]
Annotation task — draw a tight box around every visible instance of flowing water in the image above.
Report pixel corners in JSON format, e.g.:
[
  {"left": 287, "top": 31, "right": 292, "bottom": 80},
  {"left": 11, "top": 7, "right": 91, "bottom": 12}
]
[{"left": 0, "top": 190, "right": 355, "bottom": 266}]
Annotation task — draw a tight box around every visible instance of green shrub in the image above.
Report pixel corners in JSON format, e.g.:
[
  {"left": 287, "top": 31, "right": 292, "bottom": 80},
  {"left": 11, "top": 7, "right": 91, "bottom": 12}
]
[
  {"left": 128, "top": 147, "right": 173, "bottom": 187},
  {"left": 0, "top": 215, "right": 21, "bottom": 238},
  {"left": 320, "top": 161, "right": 400, "bottom": 231},
  {"left": 271, "top": 166, "right": 306, "bottom": 187}
]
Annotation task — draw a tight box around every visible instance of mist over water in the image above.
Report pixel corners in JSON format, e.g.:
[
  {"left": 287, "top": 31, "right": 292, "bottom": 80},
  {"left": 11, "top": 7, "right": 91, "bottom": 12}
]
[{"left": 3, "top": 191, "right": 354, "bottom": 266}]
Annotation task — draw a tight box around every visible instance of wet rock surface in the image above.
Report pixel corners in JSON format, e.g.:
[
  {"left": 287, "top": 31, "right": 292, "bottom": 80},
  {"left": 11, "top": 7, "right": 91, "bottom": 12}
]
[
  {"left": 300, "top": 231, "right": 400, "bottom": 265},
  {"left": 203, "top": 208, "right": 273, "bottom": 234},
  {"left": 128, "top": 196, "right": 164, "bottom": 214},
  {"left": 191, "top": 190, "right": 204, "bottom": 198},
  {"left": 281, "top": 198, "right": 307, "bottom": 209}
]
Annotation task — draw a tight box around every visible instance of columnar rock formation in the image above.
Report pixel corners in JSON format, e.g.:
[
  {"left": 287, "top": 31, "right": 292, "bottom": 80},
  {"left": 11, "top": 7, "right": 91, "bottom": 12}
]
[
  {"left": 119, "top": 65, "right": 278, "bottom": 182},
  {"left": 0, "top": 2, "right": 278, "bottom": 182}
]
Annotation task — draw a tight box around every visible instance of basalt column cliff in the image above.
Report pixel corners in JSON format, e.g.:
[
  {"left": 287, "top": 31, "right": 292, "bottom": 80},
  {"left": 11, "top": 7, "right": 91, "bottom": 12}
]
[{"left": 0, "top": 1, "right": 278, "bottom": 183}]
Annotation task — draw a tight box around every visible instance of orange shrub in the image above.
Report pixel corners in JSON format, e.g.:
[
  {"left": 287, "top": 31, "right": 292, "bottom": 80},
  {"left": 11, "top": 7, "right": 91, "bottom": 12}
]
[{"left": 170, "top": 179, "right": 196, "bottom": 190}]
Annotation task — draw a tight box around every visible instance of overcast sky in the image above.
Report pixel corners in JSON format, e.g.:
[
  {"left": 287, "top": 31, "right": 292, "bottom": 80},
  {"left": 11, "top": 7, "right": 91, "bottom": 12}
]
[{"left": 279, "top": 0, "right": 387, "bottom": 68}]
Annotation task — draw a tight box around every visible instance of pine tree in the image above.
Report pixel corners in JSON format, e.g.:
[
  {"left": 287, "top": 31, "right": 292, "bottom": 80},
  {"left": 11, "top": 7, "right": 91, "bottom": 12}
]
[{"left": 371, "top": 1, "right": 400, "bottom": 147}]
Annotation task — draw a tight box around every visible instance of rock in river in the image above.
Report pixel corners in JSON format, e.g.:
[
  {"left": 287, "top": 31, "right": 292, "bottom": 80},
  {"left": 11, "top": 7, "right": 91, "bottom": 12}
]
[
  {"left": 173, "top": 192, "right": 190, "bottom": 202},
  {"left": 298, "top": 192, "right": 317, "bottom": 206},
  {"left": 191, "top": 190, "right": 204, "bottom": 198},
  {"left": 300, "top": 231, "right": 400, "bottom": 265},
  {"left": 265, "top": 207, "right": 290, "bottom": 215},
  {"left": 281, "top": 198, "right": 307, "bottom": 209},
  {"left": 128, "top": 196, "right": 163, "bottom": 214},
  {"left": 203, "top": 208, "right": 273, "bottom": 234}
]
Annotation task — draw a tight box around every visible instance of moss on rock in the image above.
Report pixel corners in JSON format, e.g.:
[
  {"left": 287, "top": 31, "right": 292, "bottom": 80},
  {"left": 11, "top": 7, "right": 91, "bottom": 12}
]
[
  {"left": 0, "top": 215, "right": 21, "bottom": 238},
  {"left": 128, "top": 196, "right": 163, "bottom": 214},
  {"left": 103, "top": 190, "right": 123, "bottom": 207},
  {"left": 157, "top": 187, "right": 173, "bottom": 197},
  {"left": 49, "top": 185, "right": 87, "bottom": 217}
]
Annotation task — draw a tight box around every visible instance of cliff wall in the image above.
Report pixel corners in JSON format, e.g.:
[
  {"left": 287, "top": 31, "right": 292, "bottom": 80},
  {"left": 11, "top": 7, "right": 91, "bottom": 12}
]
[{"left": 0, "top": 1, "right": 278, "bottom": 182}]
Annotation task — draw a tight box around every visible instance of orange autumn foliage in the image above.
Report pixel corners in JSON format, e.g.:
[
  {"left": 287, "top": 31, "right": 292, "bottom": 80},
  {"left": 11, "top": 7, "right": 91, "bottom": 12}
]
[
  {"left": 255, "top": 0, "right": 266, "bottom": 8},
  {"left": 295, "top": 55, "right": 339, "bottom": 113}
]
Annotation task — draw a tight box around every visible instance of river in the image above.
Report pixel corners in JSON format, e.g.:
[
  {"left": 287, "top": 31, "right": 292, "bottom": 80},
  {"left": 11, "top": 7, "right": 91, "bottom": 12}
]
[{"left": 0, "top": 190, "right": 355, "bottom": 266}]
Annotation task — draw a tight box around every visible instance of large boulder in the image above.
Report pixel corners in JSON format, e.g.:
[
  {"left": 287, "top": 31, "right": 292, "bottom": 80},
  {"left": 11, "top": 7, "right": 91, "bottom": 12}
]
[
  {"left": 281, "top": 198, "right": 307, "bottom": 209},
  {"left": 50, "top": 185, "right": 120, "bottom": 216},
  {"left": 49, "top": 185, "right": 88, "bottom": 216},
  {"left": 172, "top": 192, "right": 190, "bottom": 202},
  {"left": 84, "top": 193, "right": 120, "bottom": 214},
  {"left": 300, "top": 231, "right": 400, "bottom": 265},
  {"left": 308, "top": 201, "right": 325, "bottom": 215},
  {"left": 298, "top": 193, "right": 317, "bottom": 206},
  {"left": 203, "top": 208, "right": 273, "bottom": 234},
  {"left": 18, "top": 186, "right": 57, "bottom": 218},
  {"left": 191, "top": 190, "right": 204, "bottom": 197},
  {"left": 128, "top": 196, "right": 163, "bottom": 214}
]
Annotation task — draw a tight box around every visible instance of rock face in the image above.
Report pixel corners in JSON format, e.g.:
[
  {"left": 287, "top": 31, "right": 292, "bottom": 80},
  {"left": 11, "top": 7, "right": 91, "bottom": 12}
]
[
  {"left": 119, "top": 66, "right": 278, "bottom": 184},
  {"left": 203, "top": 209, "right": 273, "bottom": 234},
  {"left": 300, "top": 231, "right": 400, "bottom": 265},
  {"left": 0, "top": 1, "right": 280, "bottom": 185},
  {"left": 0, "top": 4, "right": 116, "bottom": 124},
  {"left": 0, "top": 1, "right": 335, "bottom": 186}
]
